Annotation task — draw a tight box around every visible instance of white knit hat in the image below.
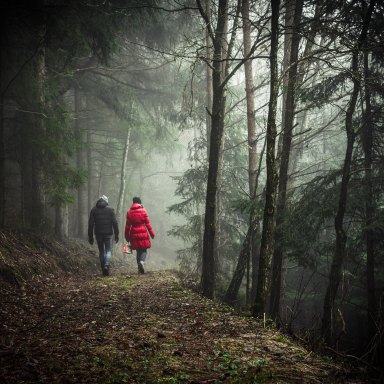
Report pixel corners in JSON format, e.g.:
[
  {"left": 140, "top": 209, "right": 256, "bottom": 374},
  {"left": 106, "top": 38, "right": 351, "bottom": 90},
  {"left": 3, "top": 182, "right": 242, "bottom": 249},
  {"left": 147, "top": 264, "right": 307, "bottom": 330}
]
[{"left": 100, "top": 195, "right": 109, "bottom": 203}]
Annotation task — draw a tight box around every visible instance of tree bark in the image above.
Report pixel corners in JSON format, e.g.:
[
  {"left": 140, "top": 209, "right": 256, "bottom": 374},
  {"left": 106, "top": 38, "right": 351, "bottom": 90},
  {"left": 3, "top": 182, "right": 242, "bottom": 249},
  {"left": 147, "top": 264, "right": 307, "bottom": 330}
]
[
  {"left": 252, "top": 0, "right": 280, "bottom": 317},
  {"left": 213, "top": 0, "right": 230, "bottom": 290},
  {"left": 20, "top": 119, "right": 33, "bottom": 227},
  {"left": 55, "top": 205, "right": 69, "bottom": 240},
  {"left": 224, "top": 225, "right": 251, "bottom": 306},
  {"left": 0, "top": 24, "right": 5, "bottom": 227},
  {"left": 242, "top": 0, "right": 258, "bottom": 306},
  {"left": 31, "top": 24, "right": 46, "bottom": 229},
  {"left": 75, "top": 88, "right": 88, "bottom": 239},
  {"left": 321, "top": 0, "right": 375, "bottom": 343},
  {"left": 202, "top": 0, "right": 212, "bottom": 277},
  {"left": 205, "top": 0, "right": 213, "bottom": 158},
  {"left": 252, "top": 140, "right": 267, "bottom": 302},
  {"left": 87, "top": 114, "right": 93, "bottom": 213},
  {"left": 193, "top": 124, "right": 204, "bottom": 275},
  {"left": 251, "top": 221, "right": 261, "bottom": 302},
  {"left": 242, "top": 0, "right": 257, "bottom": 200},
  {"left": 0, "top": 50, "right": 4, "bottom": 227},
  {"left": 200, "top": 0, "right": 228, "bottom": 299},
  {"left": 269, "top": 0, "right": 303, "bottom": 322},
  {"left": 116, "top": 122, "right": 132, "bottom": 230},
  {"left": 362, "top": 49, "right": 376, "bottom": 343}
]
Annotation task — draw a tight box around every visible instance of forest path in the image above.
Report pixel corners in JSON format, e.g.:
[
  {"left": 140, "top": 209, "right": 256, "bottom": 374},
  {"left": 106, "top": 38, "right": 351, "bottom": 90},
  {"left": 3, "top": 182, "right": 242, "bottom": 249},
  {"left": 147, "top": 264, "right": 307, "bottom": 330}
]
[{"left": 1, "top": 270, "right": 362, "bottom": 383}]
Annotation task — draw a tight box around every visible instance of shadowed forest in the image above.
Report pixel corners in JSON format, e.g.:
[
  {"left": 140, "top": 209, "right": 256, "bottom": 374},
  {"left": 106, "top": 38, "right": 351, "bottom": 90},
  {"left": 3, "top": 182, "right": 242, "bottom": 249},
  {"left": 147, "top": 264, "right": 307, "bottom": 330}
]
[{"left": 1, "top": 0, "right": 384, "bottom": 382}]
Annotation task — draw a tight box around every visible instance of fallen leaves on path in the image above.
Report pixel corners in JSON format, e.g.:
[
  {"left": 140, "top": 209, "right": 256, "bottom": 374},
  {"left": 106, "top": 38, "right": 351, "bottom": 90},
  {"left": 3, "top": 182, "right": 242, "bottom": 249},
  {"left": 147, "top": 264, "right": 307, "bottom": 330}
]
[{"left": 0, "top": 270, "right": 366, "bottom": 383}]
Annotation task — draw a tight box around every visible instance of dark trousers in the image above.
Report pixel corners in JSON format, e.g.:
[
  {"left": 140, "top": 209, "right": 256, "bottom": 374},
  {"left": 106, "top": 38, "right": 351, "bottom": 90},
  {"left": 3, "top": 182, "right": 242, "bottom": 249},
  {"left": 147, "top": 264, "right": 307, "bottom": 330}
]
[
  {"left": 136, "top": 249, "right": 147, "bottom": 273},
  {"left": 96, "top": 236, "right": 112, "bottom": 271}
]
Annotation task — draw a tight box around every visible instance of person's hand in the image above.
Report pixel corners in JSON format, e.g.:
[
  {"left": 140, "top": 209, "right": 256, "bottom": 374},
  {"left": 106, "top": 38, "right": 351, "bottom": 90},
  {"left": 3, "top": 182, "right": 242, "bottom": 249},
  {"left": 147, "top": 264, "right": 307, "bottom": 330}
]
[
  {"left": 89, "top": 237, "right": 94, "bottom": 245},
  {"left": 115, "top": 235, "right": 119, "bottom": 243},
  {"left": 151, "top": 234, "right": 155, "bottom": 239},
  {"left": 125, "top": 237, "right": 130, "bottom": 243}
]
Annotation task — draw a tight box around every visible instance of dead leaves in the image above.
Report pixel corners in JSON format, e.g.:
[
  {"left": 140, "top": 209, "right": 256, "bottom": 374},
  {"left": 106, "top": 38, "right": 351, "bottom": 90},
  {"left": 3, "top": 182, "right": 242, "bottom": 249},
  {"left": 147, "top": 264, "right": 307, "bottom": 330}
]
[{"left": 1, "top": 271, "right": 366, "bottom": 383}]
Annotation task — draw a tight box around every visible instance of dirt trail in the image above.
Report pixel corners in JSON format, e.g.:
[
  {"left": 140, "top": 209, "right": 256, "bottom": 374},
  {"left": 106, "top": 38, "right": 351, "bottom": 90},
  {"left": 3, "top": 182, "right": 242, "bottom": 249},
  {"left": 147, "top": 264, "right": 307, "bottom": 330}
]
[{"left": 1, "top": 270, "right": 364, "bottom": 383}]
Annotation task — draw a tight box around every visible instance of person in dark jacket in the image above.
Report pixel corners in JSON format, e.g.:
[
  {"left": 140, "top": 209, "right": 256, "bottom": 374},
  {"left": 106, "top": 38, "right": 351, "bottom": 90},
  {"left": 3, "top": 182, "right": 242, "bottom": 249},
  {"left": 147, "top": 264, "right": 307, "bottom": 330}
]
[
  {"left": 88, "top": 195, "right": 119, "bottom": 276},
  {"left": 125, "top": 197, "right": 155, "bottom": 274}
]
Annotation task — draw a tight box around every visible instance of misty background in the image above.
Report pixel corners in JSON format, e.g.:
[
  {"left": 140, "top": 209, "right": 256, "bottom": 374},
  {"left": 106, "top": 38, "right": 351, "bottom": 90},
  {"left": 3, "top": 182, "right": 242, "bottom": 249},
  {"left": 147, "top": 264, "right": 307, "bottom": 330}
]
[{"left": 1, "top": 0, "right": 383, "bottom": 374}]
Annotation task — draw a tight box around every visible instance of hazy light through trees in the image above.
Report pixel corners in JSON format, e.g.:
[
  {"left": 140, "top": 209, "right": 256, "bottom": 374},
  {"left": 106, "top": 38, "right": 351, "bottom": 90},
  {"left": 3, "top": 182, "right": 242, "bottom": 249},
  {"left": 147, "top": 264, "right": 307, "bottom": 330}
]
[{"left": 1, "top": 0, "right": 383, "bottom": 373}]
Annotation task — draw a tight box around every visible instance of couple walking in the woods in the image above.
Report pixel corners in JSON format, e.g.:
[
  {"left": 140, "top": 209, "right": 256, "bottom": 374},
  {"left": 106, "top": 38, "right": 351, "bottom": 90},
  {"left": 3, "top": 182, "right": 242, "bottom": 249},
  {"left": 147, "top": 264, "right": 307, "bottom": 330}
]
[{"left": 88, "top": 195, "right": 155, "bottom": 276}]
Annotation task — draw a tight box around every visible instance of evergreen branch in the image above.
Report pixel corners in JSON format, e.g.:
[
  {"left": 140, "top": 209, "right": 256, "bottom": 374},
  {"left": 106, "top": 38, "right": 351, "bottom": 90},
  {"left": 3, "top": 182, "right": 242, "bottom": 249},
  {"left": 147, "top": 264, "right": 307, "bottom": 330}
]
[
  {"left": 1, "top": 31, "right": 46, "bottom": 98},
  {"left": 88, "top": 69, "right": 164, "bottom": 93},
  {"left": 108, "top": 1, "right": 199, "bottom": 13}
]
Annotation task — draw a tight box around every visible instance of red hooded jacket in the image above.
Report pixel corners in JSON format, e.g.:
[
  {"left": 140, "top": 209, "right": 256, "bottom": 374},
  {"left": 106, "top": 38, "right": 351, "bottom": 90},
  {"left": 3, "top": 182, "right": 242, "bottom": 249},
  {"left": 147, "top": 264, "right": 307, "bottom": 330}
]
[{"left": 125, "top": 203, "right": 155, "bottom": 250}]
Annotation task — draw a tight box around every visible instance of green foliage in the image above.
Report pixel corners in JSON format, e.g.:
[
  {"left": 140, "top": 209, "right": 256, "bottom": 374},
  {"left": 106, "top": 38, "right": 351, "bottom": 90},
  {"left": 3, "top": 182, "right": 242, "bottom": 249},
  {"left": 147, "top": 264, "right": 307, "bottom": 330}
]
[
  {"left": 284, "top": 170, "right": 342, "bottom": 269},
  {"left": 212, "top": 350, "right": 242, "bottom": 377},
  {"left": 42, "top": 102, "right": 88, "bottom": 206},
  {"left": 207, "top": 350, "right": 271, "bottom": 383},
  {"left": 158, "top": 374, "right": 190, "bottom": 383},
  {"left": 168, "top": 72, "right": 254, "bottom": 288},
  {"left": 230, "top": 197, "right": 264, "bottom": 218},
  {"left": 274, "top": 334, "right": 293, "bottom": 345},
  {"left": 299, "top": 73, "right": 349, "bottom": 109},
  {"left": 168, "top": 167, "right": 207, "bottom": 215}
]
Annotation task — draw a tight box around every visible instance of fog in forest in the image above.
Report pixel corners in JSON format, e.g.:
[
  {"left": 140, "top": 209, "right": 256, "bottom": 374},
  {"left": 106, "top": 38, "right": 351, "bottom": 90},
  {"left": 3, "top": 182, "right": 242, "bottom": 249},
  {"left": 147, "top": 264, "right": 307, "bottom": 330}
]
[{"left": 1, "top": 0, "right": 383, "bottom": 376}]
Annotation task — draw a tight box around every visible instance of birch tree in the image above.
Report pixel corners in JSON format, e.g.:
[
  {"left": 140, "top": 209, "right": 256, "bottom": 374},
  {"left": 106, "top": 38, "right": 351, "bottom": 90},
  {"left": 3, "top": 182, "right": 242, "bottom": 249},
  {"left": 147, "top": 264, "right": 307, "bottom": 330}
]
[{"left": 116, "top": 122, "right": 132, "bottom": 230}]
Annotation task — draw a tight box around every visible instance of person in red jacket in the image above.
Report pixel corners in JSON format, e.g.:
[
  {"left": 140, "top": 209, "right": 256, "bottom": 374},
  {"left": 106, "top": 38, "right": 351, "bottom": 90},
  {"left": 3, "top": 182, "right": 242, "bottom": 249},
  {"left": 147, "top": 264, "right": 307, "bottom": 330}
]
[{"left": 125, "top": 197, "right": 155, "bottom": 274}]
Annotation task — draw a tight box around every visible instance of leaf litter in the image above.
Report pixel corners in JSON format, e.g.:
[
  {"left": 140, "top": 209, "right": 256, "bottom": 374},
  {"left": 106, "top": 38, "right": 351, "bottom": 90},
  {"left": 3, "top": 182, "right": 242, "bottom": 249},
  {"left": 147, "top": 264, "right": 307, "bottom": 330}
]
[{"left": 1, "top": 270, "right": 369, "bottom": 383}]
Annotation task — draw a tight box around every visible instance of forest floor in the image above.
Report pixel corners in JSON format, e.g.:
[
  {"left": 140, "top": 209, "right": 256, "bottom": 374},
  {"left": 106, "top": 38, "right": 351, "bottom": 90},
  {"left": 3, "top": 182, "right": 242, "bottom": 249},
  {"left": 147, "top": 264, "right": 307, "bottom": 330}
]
[{"left": 0, "top": 266, "right": 370, "bottom": 384}]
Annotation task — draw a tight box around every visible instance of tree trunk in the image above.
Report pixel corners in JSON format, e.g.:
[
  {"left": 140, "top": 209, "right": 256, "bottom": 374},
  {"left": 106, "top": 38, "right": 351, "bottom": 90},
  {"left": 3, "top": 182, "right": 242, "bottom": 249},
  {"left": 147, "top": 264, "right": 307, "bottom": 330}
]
[
  {"left": 20, "top": 121, "right": 33, "bottom": 227},
  {"left": 55, "top": 205, "right": 69, "bottom": 240},
  {"left": 269, "top": 0, "right": 303, "bottom": 323},
  {"left": 251, "top": 221, "right": 261, "bottom": 302},
  {"left": 206, "top": 0, "right": 248, "bottom": 302},
  {"left": 87, "top": 117, "right": 93, "bottom": 212},
  {"left": 202, "top": 0, "right": 213, "bottom": 277},
  {"left": 242, "top": 0, "right": 258, "bottom": 306},
  {"left": 194, "top": 124, "right": 204, "bottom": 275},
  {"left": 321, "top": 0, "right": 375, "bottom": 343},
  {"left": 200, "top": 0, "right": 228, "bottom": 299},
  {"left": 116, "top": 123, "right": 132, "bottom": 230},
  {"left": 213, "top": 0, "right": 237, "bottom": 295},
  {"left": 252, "top": 0, "right": 280, "bottom": 317},
  {"left": 0, "top": 25, "right": 5, "bottom": 227},
  {"left": 252, "top": 140, "right": 267, "bottom": 302},
  {"left": 205, "top": 0, "right": 213, "bottom": 158},
  {"left": 75, "top": 88, "right": 88, "bottom": 239},
  {"left": 224, "top": 226, "right": 251, "bottom": 306},
  {"left": 362, "top": 49, "right": 376, "bottom": 343},
  {"left": 31, "top": 26, "right": 46, "bottom": 229},
  {"left": 321, "top": 117, "right": 355, "bottom": 343},
  {"left": 242, "top": 0, "right": 257, "bottom": 199},
  {"left": 0, "top": 115, "right": 4, "bottom": 227}
]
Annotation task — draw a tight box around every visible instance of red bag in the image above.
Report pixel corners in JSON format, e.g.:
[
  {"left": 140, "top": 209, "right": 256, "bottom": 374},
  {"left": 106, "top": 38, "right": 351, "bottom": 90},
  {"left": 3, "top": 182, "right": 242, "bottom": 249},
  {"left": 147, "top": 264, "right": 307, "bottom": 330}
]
[{"left": 123, "top": 243, "right": 132, "bottom": 254}]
